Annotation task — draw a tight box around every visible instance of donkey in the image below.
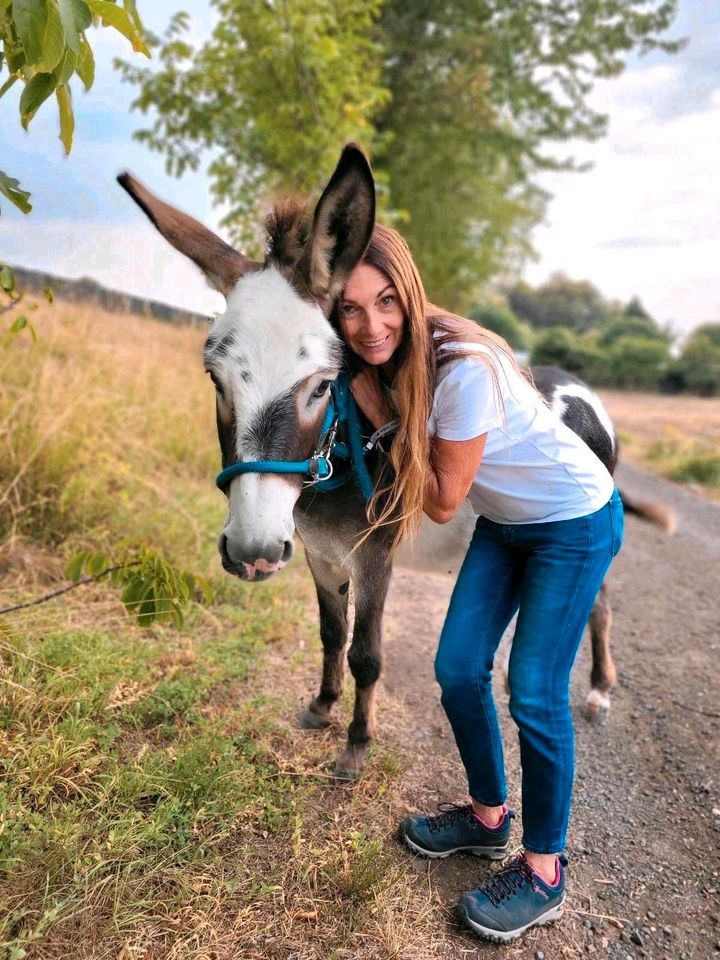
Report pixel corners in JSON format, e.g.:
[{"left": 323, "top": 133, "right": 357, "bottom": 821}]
[{"left": 118, "top": 145, "right": 672, "bottom": 779}]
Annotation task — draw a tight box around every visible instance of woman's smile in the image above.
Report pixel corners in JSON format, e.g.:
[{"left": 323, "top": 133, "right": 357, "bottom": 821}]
[{"left": 339, "top": 263, "right": 405, "bottom": 367}]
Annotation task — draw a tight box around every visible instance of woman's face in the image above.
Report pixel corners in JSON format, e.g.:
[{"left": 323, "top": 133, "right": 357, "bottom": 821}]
[{"left": 339, "top": 263, "right": 405, "bottom": 367}]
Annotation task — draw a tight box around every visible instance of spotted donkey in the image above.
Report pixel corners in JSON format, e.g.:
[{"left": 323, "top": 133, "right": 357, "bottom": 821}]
[{"left": 118, "top": 145, "right": 673, "bottom": 779}]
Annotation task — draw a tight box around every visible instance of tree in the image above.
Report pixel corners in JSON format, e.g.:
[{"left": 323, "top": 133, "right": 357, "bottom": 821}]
[
  {"left": 117, "top": 0, "right": 681, "bottom": 308},
  {"left": 689, "top": 323, "right": 720, "bottom": 350},
  {"left": 508, "top": 273, "right": 610, "bottom": 332},
  {"left": 623, "top": 296, "right": 652, "bottom": 320},
  {"left": 597, "top": 313, "right": 670, "bottom": 347},
  {"left": 677, "top": 330, "right": 720, "bottom": 396},
  {"left": 468, "top": 302, "right": 531, "bottom": 352},
  {"left": 0, "top": 0, "right": 149, "bottom": 215},
  {"left": 116, "top": 1, "right": 387, "bottom": 254}
]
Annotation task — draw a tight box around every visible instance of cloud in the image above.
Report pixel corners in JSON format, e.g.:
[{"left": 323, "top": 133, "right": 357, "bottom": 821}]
[
  {"left": 525, "top": 2, "right": 720, "bottom": 335},
  {"left": 599, "top": 236, "right": 683, "bottom": 250}
]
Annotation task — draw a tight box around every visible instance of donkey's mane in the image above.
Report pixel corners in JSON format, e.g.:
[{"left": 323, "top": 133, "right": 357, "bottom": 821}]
[{"left": 265, "top": 199, "right": 311, "bottom": 270}]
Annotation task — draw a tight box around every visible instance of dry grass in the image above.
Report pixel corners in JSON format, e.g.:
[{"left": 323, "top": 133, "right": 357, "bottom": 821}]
[
  {"left": 599, "top": 389, "right": 720, "bottom": 498},
  {"left": 0, "top": 297, "right": 215, "bottom": 558},
  {"left": 0, "top": 299, "right": 465, "bottom": 960}
]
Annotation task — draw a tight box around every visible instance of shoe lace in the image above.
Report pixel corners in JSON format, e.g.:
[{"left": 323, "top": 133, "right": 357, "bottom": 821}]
[
  {"left": 425, "top": 802, "right": 474, "bottom": 833},
  {"left": 479, "top": 855, "right": 535, "bottom": 907}
]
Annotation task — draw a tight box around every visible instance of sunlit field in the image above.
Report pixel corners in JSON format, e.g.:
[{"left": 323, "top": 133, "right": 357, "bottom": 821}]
[
  {"left": 600, "top": 389, "right": 720, "bottom": 498},
  {"left": 0, "top": 299, "right": 434, "bottom": 960}
]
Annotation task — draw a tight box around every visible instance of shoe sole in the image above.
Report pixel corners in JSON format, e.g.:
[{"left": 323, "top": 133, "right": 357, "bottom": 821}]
[
  {"left": 456, "top": 899, "right": 564, "bottom": 943},
  {"left": 403, "top": 833, "right": 509, "bottom": 860}
]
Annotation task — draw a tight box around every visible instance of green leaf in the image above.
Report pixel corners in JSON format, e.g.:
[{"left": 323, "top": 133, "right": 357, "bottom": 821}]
[
  {"left": 0, "top": 264, "right": 15, "bottom": 291},
  {"left": 86, "top": 551, "right": 108, "bottom": 576},
  {"left": 19, "top": 71, "right": 57, "bottom": 128},
  {"left": 75, "top": 34, "right": 94, "bottom": 90},
  {"left": 37, "top": 1, "right": 66, "bottom": 72},
  {"left": 43, "top": 285, "right": 53, "bottom": 302},
  {"left": 85, "top": 0, "right": 149, "bottom": 56},
  {"left": 56, "top": 83, "right": 74, "bottom": 154},
  {"left": 53, "top": 45, "right": 78, "bottom": 85},
  {"left": 5, "top": 43, "right": 26, "bottom": 72},
  {"left": 13, "top": 0, "right": 48, "bottom": 66},
  {"left": 0, "top": 74, "right": 18, "bottom": 99},
  {"left": 0, "top": 170, "right": 32, "bottom": 214},
  {"left": 65, "top": 551, "right": 88, "bottom": 581},
  {"left": 56, "top": 0, "right": 91, "bottom": 52},
  {"left": 71, "top": 0, "right": 92, "bottom": 31},
  {"left": 10, "top": 315, "right": 28, "bottom": 333},
  {"left": 120, "top": 577, "right": 144, "bottom": 608}
]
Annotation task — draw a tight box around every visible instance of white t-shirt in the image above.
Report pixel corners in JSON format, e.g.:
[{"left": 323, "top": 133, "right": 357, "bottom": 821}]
[{"left": 427, "top": 344, "right": 614, "bottom": 524}]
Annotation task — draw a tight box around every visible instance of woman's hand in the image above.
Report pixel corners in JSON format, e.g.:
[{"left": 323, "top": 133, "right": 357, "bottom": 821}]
[{"left": 349, "top": 367, "right": 393, "bottom": 429}]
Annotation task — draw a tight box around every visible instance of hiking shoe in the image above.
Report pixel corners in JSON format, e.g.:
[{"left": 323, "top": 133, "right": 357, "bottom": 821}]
[
  {"left": 456, "top": 852, "right": 567, "bottom": 943},
  {"left": 399, "top": 803, "right": 513, "bottom": 859}
]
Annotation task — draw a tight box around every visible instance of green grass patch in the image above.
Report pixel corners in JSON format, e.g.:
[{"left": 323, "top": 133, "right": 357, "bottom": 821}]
[
  {"left": 668, "top": 453, "right": 720, "bottom": 486},
  {"left": 644, "top": 432, "right": 720, "bottom": 490}
]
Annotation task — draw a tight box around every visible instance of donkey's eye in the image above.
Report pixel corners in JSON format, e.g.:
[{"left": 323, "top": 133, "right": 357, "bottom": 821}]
[
  {"left": 312, "top": 379, "right": 332, "bottom": 399},
  {"left": 207, "top": 371, "right": 224, "bottom": 396}
]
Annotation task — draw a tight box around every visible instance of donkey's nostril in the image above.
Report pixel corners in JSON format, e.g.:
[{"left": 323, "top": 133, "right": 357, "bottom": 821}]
[
  {"left": 218, "top": 533, "right": 230, "bottom": 560},
  {"left": 281, "top": 539, "right": 294, "bottom": 564}
]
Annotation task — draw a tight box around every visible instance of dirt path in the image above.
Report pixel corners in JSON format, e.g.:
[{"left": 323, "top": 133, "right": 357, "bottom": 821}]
[{"left": 376, "top": 463, "right": 720, "bottom": 959}]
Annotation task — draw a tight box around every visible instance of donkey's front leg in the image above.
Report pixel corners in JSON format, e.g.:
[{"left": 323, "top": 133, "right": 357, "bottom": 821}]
[
  {"left": 299, "top": 552, "right": 350, "bottom": 730},
  {"left": 335, "top": 564, "right": 391, "bottom": 780}
]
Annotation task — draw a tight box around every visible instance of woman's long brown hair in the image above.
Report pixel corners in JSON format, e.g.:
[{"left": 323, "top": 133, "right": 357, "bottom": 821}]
[{"left": 333, "top": 223, "right": 525, "bottom": 552}]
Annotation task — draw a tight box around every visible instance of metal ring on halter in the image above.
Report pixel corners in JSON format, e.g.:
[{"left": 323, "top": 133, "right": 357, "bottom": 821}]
[{"left": 304, "top": 455, "right": 334, "bottom": 486}]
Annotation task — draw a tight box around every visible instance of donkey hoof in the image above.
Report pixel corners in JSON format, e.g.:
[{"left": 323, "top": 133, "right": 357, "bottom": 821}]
[
  {"left": 585, "top": 689, "right": 611, "bottom": 725},
  {"left": 298, "top": 707, "right": 331, "bottom": 730},
  {"left": 334, "top": 744, "right": 368, "bottom": 780},
  {"left": 333, "top": 761, "right": 361, "bottom": 781}
]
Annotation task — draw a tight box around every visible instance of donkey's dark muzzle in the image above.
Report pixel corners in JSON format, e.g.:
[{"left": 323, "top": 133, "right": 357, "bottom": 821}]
[{"left": 218, "top": 532, "right": 294, "bottom": 581}]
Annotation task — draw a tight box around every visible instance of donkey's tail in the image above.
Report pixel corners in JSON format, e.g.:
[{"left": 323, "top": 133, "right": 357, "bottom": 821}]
[{"left": 618, "top": 488, "right": 677, "bottom": 534}]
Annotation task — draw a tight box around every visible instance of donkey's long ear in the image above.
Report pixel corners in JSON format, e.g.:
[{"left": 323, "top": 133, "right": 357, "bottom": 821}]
[
  {"left": 299, "top": 144, "right": 375, "bottom": 299},
  {"left": 117, "top": 173, "right": 261, "bottom": 297}
]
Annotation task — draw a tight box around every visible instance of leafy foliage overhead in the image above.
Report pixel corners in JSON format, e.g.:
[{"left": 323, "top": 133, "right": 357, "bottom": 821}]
[
  {"left": 116, "top": 1, "right": 387, "bottom": 254},
  {"left": 117, "top": 0, "right": 680, "bottom": 310},
  {"left": 0, "top": 0, "right": 149, "bottom": 214}
]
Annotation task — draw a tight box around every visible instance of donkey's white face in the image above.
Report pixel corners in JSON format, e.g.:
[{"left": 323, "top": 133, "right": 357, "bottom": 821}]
[
  {"left": 119, "top": 143, "right": 375, "bottom": 581},
  {"left": 205, "top": 267, "right": 342, "bottom": 579}
]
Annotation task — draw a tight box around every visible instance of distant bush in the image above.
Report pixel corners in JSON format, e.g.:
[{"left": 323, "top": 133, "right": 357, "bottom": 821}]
[
  {"left": 606, "top": 336, "right": 670, "bottom": 389},
  {"left": 530, "top": 327, "right": 606, "bottom": 381}
]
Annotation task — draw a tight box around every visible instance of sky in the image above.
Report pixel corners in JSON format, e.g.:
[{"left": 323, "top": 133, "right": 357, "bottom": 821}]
[{"left": 1, "top": 1, "right": 718, "bottom": 339}]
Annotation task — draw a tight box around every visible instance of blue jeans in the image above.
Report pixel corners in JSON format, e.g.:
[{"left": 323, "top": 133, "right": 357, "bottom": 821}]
[{"left": 434, "top": 489, "right": 624, "bottom": 854}]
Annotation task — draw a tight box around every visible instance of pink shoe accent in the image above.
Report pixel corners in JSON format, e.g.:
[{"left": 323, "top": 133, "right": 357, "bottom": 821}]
[
  {"left": 471, "top": 803, "right": 508, "bottom": 830},
  {"left": 529, "top": 855, "right": 561, "bottom": 888}
]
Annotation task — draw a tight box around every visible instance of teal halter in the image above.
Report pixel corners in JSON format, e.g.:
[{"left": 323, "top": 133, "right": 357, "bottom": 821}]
[{"left": 215, "top": 373, "right": 387, "bottom": 501}]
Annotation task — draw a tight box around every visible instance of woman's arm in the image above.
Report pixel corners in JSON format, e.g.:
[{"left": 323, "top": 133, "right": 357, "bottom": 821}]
[
  {"left": 424, "top": 434, "right": 486, "bottom": 524},
  {"left": 349, "top": 367, "right": 486, "bottom": 525}
]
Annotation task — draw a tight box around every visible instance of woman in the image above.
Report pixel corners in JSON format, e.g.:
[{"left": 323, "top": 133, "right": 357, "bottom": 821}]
[{"left": 333, "top": 224, "right": 623, "bottom": 944}]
